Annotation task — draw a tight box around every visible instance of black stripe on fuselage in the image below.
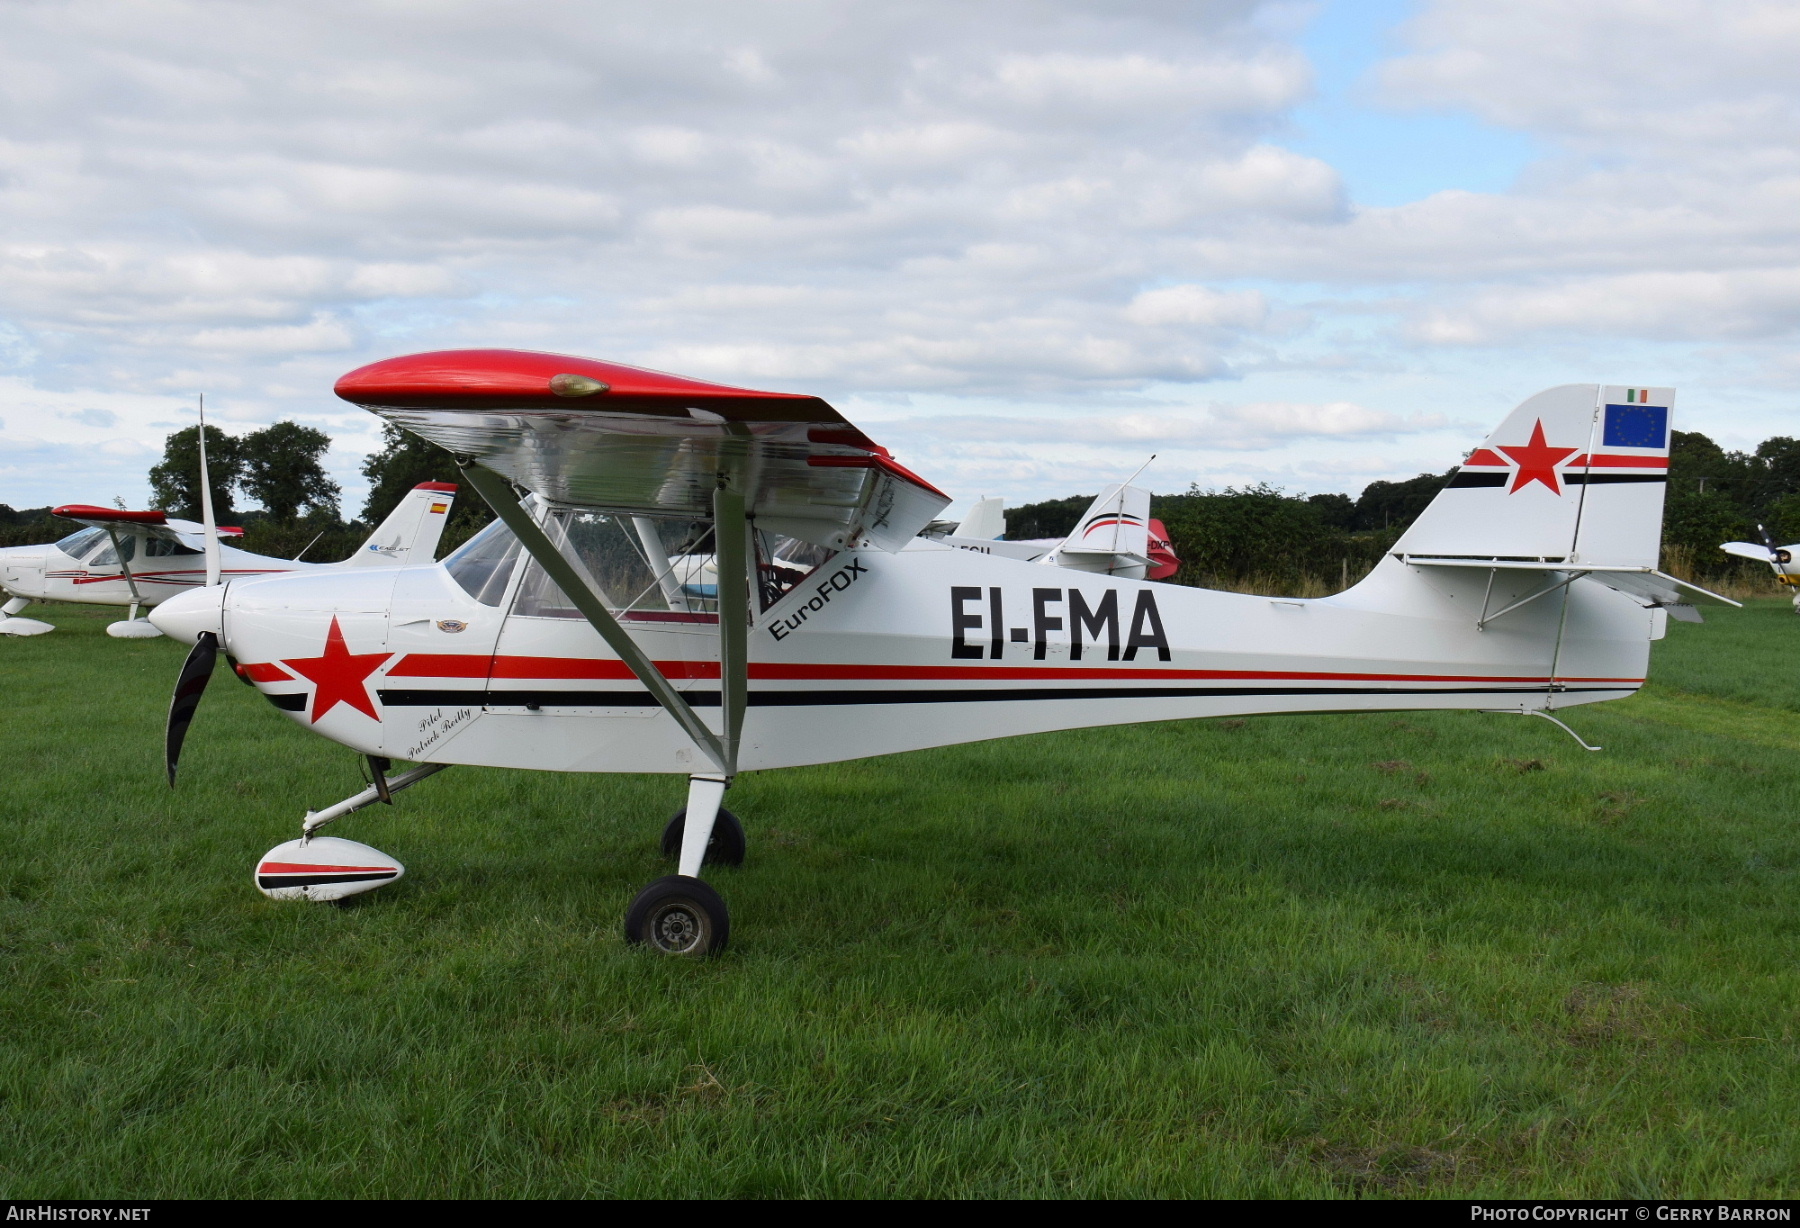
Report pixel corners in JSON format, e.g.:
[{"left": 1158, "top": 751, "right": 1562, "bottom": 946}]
[
  {"left": 257, "top": 871, "right": 397, "bottom": 888},
  {"left": 376, "top": 684, "right": 1630, "bottom": 709}
]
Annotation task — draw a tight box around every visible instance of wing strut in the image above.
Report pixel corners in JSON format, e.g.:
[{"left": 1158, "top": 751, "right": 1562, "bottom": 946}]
[
  {"left": 458, "top": 459, "right": 748, "bottom": 776},
  {"left": 103, "top": 526, "right": 145, "bottom": 613},
  {"left": 713, "top": 485, "right": 749, "bottom": 775}
]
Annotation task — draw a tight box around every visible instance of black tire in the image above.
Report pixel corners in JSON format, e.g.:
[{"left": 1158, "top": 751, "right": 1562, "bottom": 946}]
[
  {"left": 624, "top": 875, "right": 729, "bottom": 956},
  {"left": 660, "top": 806, "right": 746, "bottom": 867}
]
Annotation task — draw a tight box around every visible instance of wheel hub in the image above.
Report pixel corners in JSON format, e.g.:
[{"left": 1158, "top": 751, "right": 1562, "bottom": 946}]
[{"left": 649, "top": 900, "right": 708, "bottom": 954}]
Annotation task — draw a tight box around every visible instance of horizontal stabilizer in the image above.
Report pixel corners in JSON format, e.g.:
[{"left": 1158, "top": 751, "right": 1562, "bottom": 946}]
[{"left": 1401, "top": 555, "right": 1739, "bottom": 610}]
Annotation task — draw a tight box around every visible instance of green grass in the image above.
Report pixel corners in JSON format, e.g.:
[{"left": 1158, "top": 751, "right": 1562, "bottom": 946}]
[{"left": 4, "top": 598, "right": 1800, "bottom": 1197}]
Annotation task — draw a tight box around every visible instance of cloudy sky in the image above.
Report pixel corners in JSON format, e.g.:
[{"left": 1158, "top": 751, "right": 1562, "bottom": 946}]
[{"left": 2, "top": 0, "right": 1797, "bottom": 519}]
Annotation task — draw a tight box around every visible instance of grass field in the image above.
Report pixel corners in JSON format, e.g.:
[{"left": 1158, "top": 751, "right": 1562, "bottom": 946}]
[{"left": 4, "top": 597, "right": 1800, "bottom": 1198}]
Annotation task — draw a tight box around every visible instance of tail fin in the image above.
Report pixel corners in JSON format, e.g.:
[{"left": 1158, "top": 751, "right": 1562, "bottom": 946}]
[
  {"left": 1385, "top": 384, "right": 1734, "bottom": 622},
  {"left": 343, "top": 482, "right": 457, "bottom": 568},
  {"left": 1044, "top": 484, "right": 1152, "bottom": 576},
  {"left": 1395, "top": 384, "right": 1672, "bottom": 565},
  {"left": 954, "top": 497, "right": 1006, "bottom": 540}
]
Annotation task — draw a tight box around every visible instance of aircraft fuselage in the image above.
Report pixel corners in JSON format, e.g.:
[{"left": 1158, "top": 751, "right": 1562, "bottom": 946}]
[{"left": 198, "top": 541, "right": 1655, "bottom": 774}]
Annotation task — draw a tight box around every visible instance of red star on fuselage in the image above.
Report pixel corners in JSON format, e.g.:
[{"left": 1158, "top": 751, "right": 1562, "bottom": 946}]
[
  {"left": 281, "top": 616, "right": 391, "bottom": 724},
  {"left": 1497, "top": 419, "right": 1579, "bottom": 494}
]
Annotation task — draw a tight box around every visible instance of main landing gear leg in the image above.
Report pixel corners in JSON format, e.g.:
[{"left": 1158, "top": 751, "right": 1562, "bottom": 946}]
[{"left": 625, "top": 774, "right": 733, "bottom": 956}]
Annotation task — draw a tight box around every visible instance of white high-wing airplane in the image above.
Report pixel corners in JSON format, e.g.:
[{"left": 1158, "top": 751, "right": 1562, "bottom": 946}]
[
  {"left": 1721, "top": 531, "right": 1800, "bottom": 610},
  {"left": 149, "top": 353, "right": 1730, "bottom": 956},
  {"left": 0, "top": 483, "right": 459, "bottom": 638}
]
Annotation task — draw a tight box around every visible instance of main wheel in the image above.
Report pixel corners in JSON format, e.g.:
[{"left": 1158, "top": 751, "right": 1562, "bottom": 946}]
[
  {"left": 624, "top": 875, "right": 729, "bottom": 956},
  {"left": 660, "top": 806, "right": 746, "bottom": 867}
]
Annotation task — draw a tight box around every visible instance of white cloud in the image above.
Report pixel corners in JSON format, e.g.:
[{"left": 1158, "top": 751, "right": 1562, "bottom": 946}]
[
  {"left": 2, "top": 0, "right": 1800, "bottom": 511},
  {"left": 1127, "top": 285, "right": 1268, "bottom": 327},
  {"left": 882, "top": 399, "right": 1446, "bottom": 452}
]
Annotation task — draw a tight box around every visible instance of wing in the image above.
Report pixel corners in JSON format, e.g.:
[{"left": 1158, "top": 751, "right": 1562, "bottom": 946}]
[
  {"left": 335, "top": 349, "right": 951, "bottom": 551},
  {"left": 52, "top": 506, "right": 243, "bottom": 544}
]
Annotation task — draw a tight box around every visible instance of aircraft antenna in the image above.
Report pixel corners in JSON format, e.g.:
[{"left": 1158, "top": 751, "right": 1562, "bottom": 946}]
[{"left": 1121, "top": 453, "right": 1157, "bottom": 489}]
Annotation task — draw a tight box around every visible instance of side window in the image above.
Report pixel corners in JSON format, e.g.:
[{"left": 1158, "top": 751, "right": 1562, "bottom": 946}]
[
  {"left": 444, "top": 518, "right": 523, "bottom": 607},
  {"left": 53, "top": 527, "right": 106, "bottom": 560},
  {"left": 755, "top": 531, "right": 835, "bottom": 611},
  {"left": 513, "top": 511, "right": 713, "bottom": 619},
  {"left": 144, "top": 537, "right": 202, "bottom": 558}
]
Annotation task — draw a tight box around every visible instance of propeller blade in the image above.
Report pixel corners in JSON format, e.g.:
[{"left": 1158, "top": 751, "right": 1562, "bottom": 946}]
[
  {"left": 197, "top": 394, "right": 221, "bottom": 588},
  {"left": 166, "top": 630, "right": 218, "bottom": 787}
]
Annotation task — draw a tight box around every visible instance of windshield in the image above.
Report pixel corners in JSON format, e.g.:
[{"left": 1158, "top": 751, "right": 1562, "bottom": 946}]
[
  {"left": 444, "top": 518, "right": 522, "bottom": 606},
  {"left": 53, "top": 527, "right": 106, "bottom": 560}
]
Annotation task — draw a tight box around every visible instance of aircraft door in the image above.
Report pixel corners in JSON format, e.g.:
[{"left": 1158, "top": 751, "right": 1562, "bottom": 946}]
[
  {"left": 80, "top": 531, "right": 137, "bottom": 596},
  {"left": 487, "top": 509, "right": 717, "bottom": 718}
]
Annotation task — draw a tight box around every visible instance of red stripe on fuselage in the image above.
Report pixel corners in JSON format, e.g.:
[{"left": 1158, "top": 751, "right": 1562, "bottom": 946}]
[
  {"left": 240, "top": 661, "right": 293, "bottom": 683},
  {"left": 257, "top": 862, "right": 398, "bottom": 874},
  {"left": 69, "top": 568, "right": 284, "bottom": 586}
]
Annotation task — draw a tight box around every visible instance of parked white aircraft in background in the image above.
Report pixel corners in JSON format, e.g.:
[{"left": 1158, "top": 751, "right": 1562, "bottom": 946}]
[
  {"left": 927, "top": 490, "right": 1181, "bottom": 579},
  {"left": 149, "top": 353, "right": 1728, "bottom": 956},
  {"left": 0, "top": 482, "right": 458, "bottom": 638},
  {"left": 1721, "top": 529, "right": 1800, "bottom": 611}
]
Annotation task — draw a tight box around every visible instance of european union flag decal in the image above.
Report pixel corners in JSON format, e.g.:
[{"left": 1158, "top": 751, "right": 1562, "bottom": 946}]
[{"left": 1603, "top": 403, "right": 1668, "bottom": 449}]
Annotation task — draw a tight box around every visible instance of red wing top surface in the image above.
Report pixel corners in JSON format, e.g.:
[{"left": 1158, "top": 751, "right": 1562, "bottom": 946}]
[
  {"left": 52, "top": 505, "right": 243, "bottom": 543},
  {"left": 335, "top": 349, "right": 950, "bottom": 551}
]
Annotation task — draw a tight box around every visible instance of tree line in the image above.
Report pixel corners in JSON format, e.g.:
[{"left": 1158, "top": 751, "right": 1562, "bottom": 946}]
[
  {"left": 0, "top": 423, "right": 492, "bottom": 557},
  {"left": 1008, "top": 429, "right": 1797, "bottom": 594},
  {"left": 0, "top": 423, "right": 1792, "bottom": 591}
]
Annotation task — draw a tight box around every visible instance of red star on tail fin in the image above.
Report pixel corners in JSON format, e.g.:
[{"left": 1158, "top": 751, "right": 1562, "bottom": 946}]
[{"left": 1497, "top": 419, "right": 1579, "bottom": 494}]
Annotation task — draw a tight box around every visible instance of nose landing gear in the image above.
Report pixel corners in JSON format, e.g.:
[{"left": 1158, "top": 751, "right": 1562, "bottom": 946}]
[{"left": 254, "top": 758, "right": 449, "bottom": 902}]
